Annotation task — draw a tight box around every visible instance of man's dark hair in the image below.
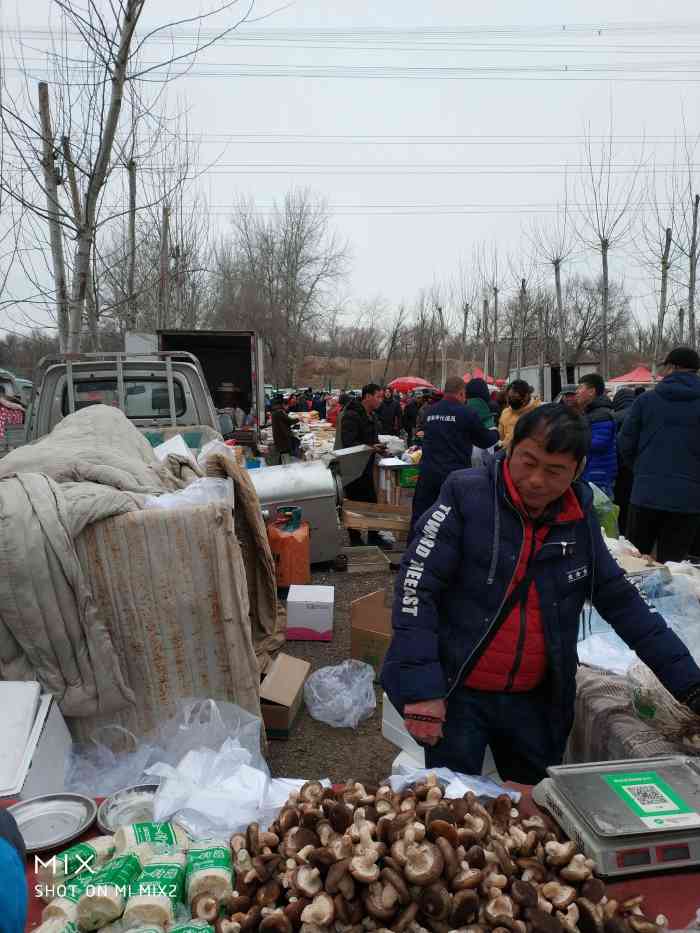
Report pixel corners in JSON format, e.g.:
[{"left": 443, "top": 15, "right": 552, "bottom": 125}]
[
  {"left": 579, "top": 372, "right": 606, "bottom": 396},
  {"left": 444, "top": 375, "right": 465, "bottom": 395},
  {"left": 511, "top": 403, "right": 590, "bottom": 464},
  {"left": 362, "top": 382, "right": 382, "bottom": 398},
  {"left": 634, "top": 386, "right": 646, "bottom": 396},
  {"left": 507, "top": 379, "right": 530, "bottom": 396},
  {"left": 663, "top": 346, "right": 700, "bottom": 371}
]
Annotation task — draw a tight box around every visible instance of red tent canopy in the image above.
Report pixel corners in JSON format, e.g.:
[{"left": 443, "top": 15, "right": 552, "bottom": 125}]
[
  {"left": 387, "top": 376, "right": 438, "bottom": 393},
  {"left": 609, "top": 365, "right": 656, "bottom": 384}
]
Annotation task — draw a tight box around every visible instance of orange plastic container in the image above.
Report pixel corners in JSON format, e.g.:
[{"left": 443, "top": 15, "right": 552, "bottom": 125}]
[{"left": 267, "top": 521, "right": 311, "bottom": 586}]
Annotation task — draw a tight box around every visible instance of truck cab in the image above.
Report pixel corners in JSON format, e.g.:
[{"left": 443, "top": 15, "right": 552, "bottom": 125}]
[{"left": 24, "top": 352, "right": 221, "bottom": 449}]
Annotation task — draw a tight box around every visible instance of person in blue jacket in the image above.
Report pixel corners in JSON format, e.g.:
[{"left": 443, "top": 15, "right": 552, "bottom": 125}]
[
  {"left": 410, "top": 376, "right": 498, "bottom": 536},
  {"left": 0, "top": 809, "right": 27, "bottom": 933},
  {"left": 619, "top": 346, "right": 700, "bottom": 563},
  {"left": 381, "top": 404, "right": 700, "bottom": 783},
  {"left": 576, "top": 372, "right": 617, "bottom": 497}
]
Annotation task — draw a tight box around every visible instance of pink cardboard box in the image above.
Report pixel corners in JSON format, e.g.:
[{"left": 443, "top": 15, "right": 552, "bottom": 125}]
[{"left": 285, "top": 585, "right": 334, "bottom": 641}]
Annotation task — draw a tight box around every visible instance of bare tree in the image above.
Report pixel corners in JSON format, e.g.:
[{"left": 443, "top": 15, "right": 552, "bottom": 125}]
[
  {"left": 226, "top": 189, "right": 348, "bottom": 384},
  {"left": 675, "top": 119, "right": 700, "bottom": 349},
  {"left": 576, "top": 116, "right": 644, "bottom": 378},
  {"left": 531, "top": 178, "right": 576, "bottom": 383},
  {"left": 0, "top": 0, "right": 256, "bottom": 351},
  {"left": 640, "top": 163, "right": 680, "bottom": 376}
]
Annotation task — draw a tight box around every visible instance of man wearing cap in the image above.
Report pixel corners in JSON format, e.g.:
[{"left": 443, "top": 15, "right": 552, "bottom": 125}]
[
  {"left": 619, "top": 346, "right": 700, "bottom": 563},
  {"left": 410, "top": 376, "right": 498, "bottom": 535}
]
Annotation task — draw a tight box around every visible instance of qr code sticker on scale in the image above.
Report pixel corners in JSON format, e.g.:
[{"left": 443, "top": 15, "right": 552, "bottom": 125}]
[{"left": 623, "top": 783, "right": 678, "bottom": 813}]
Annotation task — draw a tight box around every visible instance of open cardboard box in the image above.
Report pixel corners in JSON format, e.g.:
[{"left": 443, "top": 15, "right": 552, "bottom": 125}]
[
  {"left": 260, "top": 653, "right": 311, "bottom": 739},
  {"left": 350, "top": 590, "right": 393, "bottom": 679}
]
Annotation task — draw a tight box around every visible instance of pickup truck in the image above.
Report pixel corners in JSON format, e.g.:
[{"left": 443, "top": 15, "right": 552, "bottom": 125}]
[{"left": 8, "top": 351, "right": 223, "bottom": 455}]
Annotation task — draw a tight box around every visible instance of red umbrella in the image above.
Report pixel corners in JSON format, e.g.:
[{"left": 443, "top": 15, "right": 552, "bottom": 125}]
[
  {"left": 463, "top": 367, "right": 496, "bottom": 385},
  {"left": 388, "top": 376, "right": 438, "bottom": 393}
]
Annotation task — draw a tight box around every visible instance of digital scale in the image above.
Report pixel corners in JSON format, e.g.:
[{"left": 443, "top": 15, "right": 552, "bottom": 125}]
[{"left": 532, "top": 756, "right": 700, "bottom": 878}]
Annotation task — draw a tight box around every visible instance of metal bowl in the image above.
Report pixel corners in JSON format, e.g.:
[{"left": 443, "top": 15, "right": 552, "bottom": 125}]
[
  {"left": 9, "top": 793, "right": 97, "bottom": 853},
  {"left": 97, "top": 783, "right": 159, "bottom": 834}
]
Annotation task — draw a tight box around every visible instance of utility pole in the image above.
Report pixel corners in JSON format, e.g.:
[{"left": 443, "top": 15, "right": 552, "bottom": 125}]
[
  {"left": 482, "top": 297, "right": 490, "bottom": 375},
  {"left": 127, "top": 159, "right": 137, "bottom": 329},
  {"left": 158, "top": 204, "right": 170, "bottom": 328},
  {"left": 492, "top": 285, "right": 499, "bottom": 380}
]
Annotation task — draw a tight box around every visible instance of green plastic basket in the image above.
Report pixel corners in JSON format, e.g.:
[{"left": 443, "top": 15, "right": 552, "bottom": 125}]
[{"left": 398, "top": 466, "right": 420, "bottom": 487}]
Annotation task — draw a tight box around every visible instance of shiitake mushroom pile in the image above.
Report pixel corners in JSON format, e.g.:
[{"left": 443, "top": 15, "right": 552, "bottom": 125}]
[{"left": 190, "top": 776, "right": 666, "bottom": 933}]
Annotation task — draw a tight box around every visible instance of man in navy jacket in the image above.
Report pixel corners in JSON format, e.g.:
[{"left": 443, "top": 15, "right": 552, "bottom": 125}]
[
  {"left": 576, "top": 373, "right": 617, "bottom": 497},
  {"left": 410, "top": 376, "right": 498, "bottom": 535},
  {"left": 382, "top": 404, "right": 700, "bottom": 784},
  {"left": 619, "top": 346, "right": 700, "bottom": 563}
]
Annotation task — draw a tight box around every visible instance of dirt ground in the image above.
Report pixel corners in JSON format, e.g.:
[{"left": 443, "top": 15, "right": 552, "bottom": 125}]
[{"left": 266, "top": 554, "right": 404, "bottom": 786}]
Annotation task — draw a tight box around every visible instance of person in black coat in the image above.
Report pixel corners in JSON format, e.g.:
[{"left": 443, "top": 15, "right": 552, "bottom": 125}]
[
  {"left": 271, "top": 396, "right": 298, "bottom": 463},
  {"left": 402, "top": 394, "right": 422, "bottom": 446},
  {"left": 619, "top": 347, "right": 700, "bottom": 562},
  {"left": 341, "top": 383, "right": 386, "bottom": 546},
  {"left": 611, "top": 387, "right": 636, "bottom": 535},
  {"left": 376, "top": 387, "right": 402, "bottom": 435}
]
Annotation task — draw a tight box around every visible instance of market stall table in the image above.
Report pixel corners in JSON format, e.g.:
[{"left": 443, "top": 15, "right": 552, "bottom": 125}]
[{"left": 7, "top": 788, "right": 698, "bottom": 930}]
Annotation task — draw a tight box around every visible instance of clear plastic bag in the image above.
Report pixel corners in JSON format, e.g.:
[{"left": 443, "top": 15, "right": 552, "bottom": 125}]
[
  {"left": 65, "top": 699, "right": 266, "bottom": 796},
  {"left": 590, "top": 483, "right": 620, "bottom": 538},
  {"left": 304, "top": 660, "right": 376, "bottom": 728},
  {"left": 197, "top": 439, "right": 238, "bottom": 470},
  {"left": 143, "top": 476, "right": 233, "bottom": 510}
]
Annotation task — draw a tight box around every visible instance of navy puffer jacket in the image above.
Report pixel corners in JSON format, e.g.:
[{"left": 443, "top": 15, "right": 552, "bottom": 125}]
[
  {"left": 582, "top": 396, "right": 617, "bottom": 493},
  {"left": 380, "top": 457, "right": 700, "bottom": 750},
  {"left": 618, "top": 371, "right": 700, "bottom": 513}
]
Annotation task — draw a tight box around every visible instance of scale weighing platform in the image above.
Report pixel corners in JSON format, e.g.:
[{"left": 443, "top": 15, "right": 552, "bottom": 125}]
[{"left": 532, "top": 756, "right": 700, "bottom": 878}]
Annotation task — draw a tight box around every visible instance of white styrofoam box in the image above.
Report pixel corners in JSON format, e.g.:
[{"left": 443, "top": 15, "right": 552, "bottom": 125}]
[
  {"left": 392, "top": 749, "right": 425, "bottom": 773},
  {"left": 0, "top": 685, "right": 71, "bottom": 798},
  {"left": 381, "top": 692, "right": 425, "bottom": 758},
  {"left": 0, "top": 682, "right": 41, "bottom": 792},
  {"left": 286, "top": 585, "right": 335, "bottom": 641}
]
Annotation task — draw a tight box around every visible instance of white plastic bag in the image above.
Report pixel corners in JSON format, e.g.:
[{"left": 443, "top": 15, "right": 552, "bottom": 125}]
[
  {"left": 387, "top": 765, "right": 520, "bottom": 802},
  {"left": 304, "top": 660, "right": 376, "bottom": 728},
  {"left": 143, "top": 476, "right": 233, "bottom": 510}
]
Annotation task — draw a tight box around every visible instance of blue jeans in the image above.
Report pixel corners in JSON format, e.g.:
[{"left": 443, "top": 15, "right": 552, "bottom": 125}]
[{"left": 425, "top": 684, "right": 566, "bottom": 785}]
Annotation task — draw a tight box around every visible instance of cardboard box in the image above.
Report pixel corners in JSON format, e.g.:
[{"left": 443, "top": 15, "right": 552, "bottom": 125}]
[
  {"left": 350, "top": 590, "right": 392, "bottom": 678},
  {"left": 0, "top": 683, "right": 72, "bottom": 799},
  {"left": 260, "top": 653, "right": 311, "bottom": 738},
  {"left": 286, "top": 585, "right": 334, "bottom": 641}
]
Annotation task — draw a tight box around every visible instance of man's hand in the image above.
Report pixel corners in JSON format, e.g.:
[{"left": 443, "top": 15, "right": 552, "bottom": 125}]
[
  {"left": 373, "top": 443, "right": 387, "bottom": 454},
  {"left": 403, "top": 699, "right": 446, "bottom": 747}
]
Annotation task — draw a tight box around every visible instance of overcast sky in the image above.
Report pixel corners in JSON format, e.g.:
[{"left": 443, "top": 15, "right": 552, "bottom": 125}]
[{"left": 4, "top": 0, "right": 700, "bottom": 331}]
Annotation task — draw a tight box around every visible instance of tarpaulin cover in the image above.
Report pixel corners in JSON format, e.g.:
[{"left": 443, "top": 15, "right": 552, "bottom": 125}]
[{"left": 0, "top": 405, "right": 280, "bottom": 739}]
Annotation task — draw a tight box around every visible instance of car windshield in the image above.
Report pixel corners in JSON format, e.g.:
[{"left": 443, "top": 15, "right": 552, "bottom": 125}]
[{"left": 63, "top": 377, "right": 186, "bottom": 418}]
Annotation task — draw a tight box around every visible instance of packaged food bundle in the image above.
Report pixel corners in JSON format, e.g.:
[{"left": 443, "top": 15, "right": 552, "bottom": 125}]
[
  {"left": 42, "top": 876, "right": 92, "bottom": 924},
  {"left": 123, "top": 852, "right": 187, "bottom": 928},
  {"left": 75, "top": 853, "right": 143, "bottom": 930},
  {"left": 185, "top": 842, "right": 233, "bottom": 902},
  {"left": 114, "top": 822, "right": 189, "bottom": 855},
  {"left": 168, "top": 923, "right": 214, "bottom": 933},
  {"left": 37, "top": 837, "right": 115, "bottom": 889},
  {"left": 33, "top": 920, "right": 79, "bottom": 933}
]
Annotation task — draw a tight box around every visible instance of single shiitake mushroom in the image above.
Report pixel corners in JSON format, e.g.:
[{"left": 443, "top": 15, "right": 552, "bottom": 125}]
[
  {"left": 259, "top": 911, "right": 293, "bottom": 933},
  {"left": 576, "top": 898, "right": 604, "bottom": 933},
  {"left": 451, "top": 889, "right": 480, "bottom": 926},
  {"left": 451, "top": 865, "right": 483, "bottom": 892},
  {"left": 300, "top": 893, "right": 335, "bottom": 927},
  {"left": 364, "top": 880, "right": 401, "bottom": 921},
  {"left": 403, "top": 841, "right": 444, "bottom": 886},
  {"left": 581, "top": 879, "right": 606, "bottom": 905},
  {"left": 484, "top": 895, "right": 516, "bottom": 928},
  {"left": 545, "top": 841, "right": 578, "bottom": 868},
  {"left": 561, "top": 854, "right": 594, "bottom": 883},
  {"left": 293, "top": 865, "right": 323, "bottom": 898},
  {"left": 393, "top": 902, "right": 419, "bottom": 932},
  {"left": 418, "top": 883, "right": 452, "bottom": 921},
  {"left": 192, "top": 893, "right": 219, "bottom": 922},
  {"left": 379, "top": 867, "right": 410, "bottom": 905},
  {"left": 435, "top": 836, "right": 459, "bottom": 881},
  {"left": 510, "top": 880, "right": 538, "bottom": 910},
  {"left": 256, "top": 879, "right": 282, "bottom": 907},
  {"left": 540, "top": 883, "right": 577, "bottom": 911}
]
